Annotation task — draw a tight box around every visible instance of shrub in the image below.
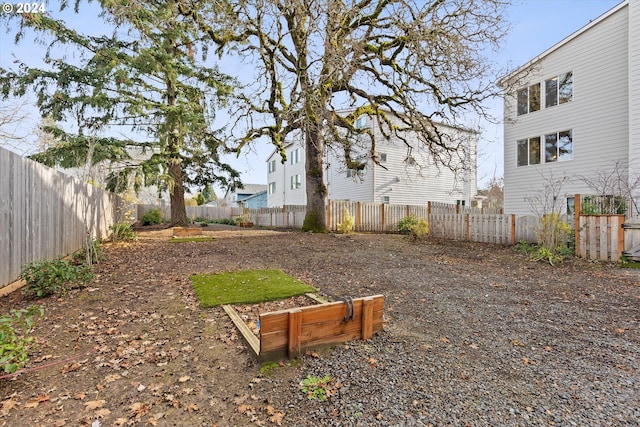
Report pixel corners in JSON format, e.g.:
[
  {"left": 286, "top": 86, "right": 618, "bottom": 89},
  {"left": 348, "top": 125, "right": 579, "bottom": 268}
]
[
  {"left": 409, "top": 218, "right": 429, "bottom": 241},
  {"left": 337, "top": 209, "right": 355, "bottom": 234},
  {"left": 140, "top": 208, "right": 163, "bottom": 226},
  {"left": 397, "top": 214, "right": 429, "bottom": 240},
  {"left": 110, "top": 221, "right": 137, "bottom": 242},
  {"left": 20, "top": 260, "right": 94, "bottom": 298},
  {"left": 0, "top": 305, "right": 44, "bottom": 373},
  {"left": 397, "top": 214, "right": 420, "bottom": 234}
]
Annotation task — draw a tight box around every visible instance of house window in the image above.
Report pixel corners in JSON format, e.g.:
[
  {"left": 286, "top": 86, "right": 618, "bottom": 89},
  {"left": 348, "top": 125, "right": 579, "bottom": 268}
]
[
  {"left": 545, "top": 130, "right": 572, "bottom": 163},
  {"left": 517, "top": 83, "right": 540, "bottom": 115},
  {"left": 355, "top": 116, "right": 368, "bottom": 129},
  {"left": 290, "top": 148, "right": 300, "bottom": 165},
  {"left": 457, "top": 200, "right": 466, "bottom": 206},
  {"left": 290, "top": 174, "right": 301, "bottom": 189},
  {"left": 566, "top": 197, "right": 575, "bottom": 215},
  {"left": 545, "top": 72, "right": 573, "bottom": 107},
  {"left": 516, "top": 137, "right": 541, "bottom": 167},
  {"left": 382, "top": 196, "right": 390, "bottom": 204},
  {"left": 346, "top": 169, "right": 356, "bottom": 178},
  {"left": 268, "top": 182, "right": 276, "bottom": 194},
  {"left": 379, "top": 153, "right": 387, "bottom": 162},
  {"left": 268, "top": 159, "right": 276, "bottom": 173}
]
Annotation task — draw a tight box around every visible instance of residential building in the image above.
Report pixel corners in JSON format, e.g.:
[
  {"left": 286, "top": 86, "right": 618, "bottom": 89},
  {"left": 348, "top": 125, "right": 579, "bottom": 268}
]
[
  {"left": 222, "top": 184, "right": 268, "bottom": 207},
  {"left": 500, "top": 0, "right": 639, "bottom": 215},
  {"left": 266, "top": 110, "right": 479, "bottom": 207}
]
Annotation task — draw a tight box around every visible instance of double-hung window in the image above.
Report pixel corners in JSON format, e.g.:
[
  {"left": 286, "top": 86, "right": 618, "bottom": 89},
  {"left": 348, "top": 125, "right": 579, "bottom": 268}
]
[
  {"left": 290, "top": 174, "right": 301, "bottom": 189},
  {"left": 290, "top": 148, "right": 300, "bottom": 165}
]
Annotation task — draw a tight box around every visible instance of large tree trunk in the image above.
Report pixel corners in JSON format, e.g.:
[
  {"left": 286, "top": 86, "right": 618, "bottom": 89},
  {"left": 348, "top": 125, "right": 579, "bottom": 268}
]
[
  {"left": 302, "top": 124, "right": 328, "bottom": 232},
  {"left": 168, "top": 156, "right": 188, "bottom": 226}
]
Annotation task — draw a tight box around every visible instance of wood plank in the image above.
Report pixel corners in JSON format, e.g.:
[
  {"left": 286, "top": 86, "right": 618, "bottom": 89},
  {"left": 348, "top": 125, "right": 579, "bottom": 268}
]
[
  {"left": 288, "top": 309, "right": 302, "bottom": 358},
  {"left": 362, "top": 297, "right": 374, "bottom": 340},
  {"left": 222, "top": 305, "right": 259, "bottom": 356},
  {"left": 599, "top": 216, "right": 608, "bottom": 261}
]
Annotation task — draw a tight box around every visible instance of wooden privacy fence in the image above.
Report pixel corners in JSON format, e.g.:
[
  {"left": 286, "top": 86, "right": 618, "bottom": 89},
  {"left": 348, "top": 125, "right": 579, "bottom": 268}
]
[{"left": 0, "top": 146, "right": 125, "bottom": 289}]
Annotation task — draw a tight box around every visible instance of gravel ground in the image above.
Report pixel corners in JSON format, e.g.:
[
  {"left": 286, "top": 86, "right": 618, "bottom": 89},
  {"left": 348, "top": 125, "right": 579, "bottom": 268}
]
[{"left": 1, "top": 227, "right": 638, "bottom": 426}]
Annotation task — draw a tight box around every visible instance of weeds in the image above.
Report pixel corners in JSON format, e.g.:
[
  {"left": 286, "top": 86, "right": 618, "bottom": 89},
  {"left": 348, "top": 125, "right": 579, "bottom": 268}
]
[
  {"left": 20, "top": 260, "right": 94, "bottom": 298},
  {"left": 0, "top": 305, "right": 44, "bottom": 373}
]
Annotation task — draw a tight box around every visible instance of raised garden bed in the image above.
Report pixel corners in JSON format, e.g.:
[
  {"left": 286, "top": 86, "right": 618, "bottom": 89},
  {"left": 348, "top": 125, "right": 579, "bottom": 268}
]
[
  {"left": 223, "top": 293, "right": 385, "bottom": 361},
  {"left": 172, "top": 226, "right": 203, "bottom": 237}
]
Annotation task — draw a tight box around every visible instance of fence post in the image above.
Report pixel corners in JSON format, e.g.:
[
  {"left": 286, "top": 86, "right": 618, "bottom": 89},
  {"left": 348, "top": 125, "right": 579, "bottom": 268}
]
[
  {"left": 511, "top": 214, "right": 516, "bottom": 245},
  {"left": 574, "top": 194, "right": 581, "bottom": 257},
  {"left": 381, "top": 203, "right": 386, "bottom": 232},
  {"left": 617, "top": 214, "right": 625, "bottom": 260},
  {"left": 357, "top": 201, "right": 361, "bottom": 232},
  {"left": 327, "top": 199, "right": 332, "bottom": 230}
]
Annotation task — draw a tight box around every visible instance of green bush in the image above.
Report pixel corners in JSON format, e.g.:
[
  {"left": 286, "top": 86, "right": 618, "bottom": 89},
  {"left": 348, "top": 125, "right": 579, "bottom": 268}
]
[
  {"left": 397, "top": 214, "right": 420, "bottom": 234},
  {"left": 397, "top": 214, "right": 429, "bottom": 240},
  {"left": 140, "top": 208, "right": 163, "bottom": 226},
  {"left": 110, "top": 221, "right": 137, "bottom": 242},
  {"left": 212, "top": 218, "right": 236, "bottom": 225},
  {"left": 20, "top": 259, "right": 95, "bottom": 298},
  {"left": 0, "top": 305, "right": 44, "bottom": 373}
]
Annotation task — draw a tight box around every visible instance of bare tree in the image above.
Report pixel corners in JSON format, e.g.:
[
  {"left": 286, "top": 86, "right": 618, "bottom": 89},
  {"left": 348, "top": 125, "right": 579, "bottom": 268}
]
[
  {"left": 226, "top": 0, "right": 511, "bottom": 231},
  {"left": 579, "top": 160, "right": 640, "bottom": 215}
]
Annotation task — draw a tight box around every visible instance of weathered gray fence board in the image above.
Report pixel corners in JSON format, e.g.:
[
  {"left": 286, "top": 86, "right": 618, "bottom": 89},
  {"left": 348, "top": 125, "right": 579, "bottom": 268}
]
[{"left": 1, "top": 147, "right": 123, "bottom": 288}]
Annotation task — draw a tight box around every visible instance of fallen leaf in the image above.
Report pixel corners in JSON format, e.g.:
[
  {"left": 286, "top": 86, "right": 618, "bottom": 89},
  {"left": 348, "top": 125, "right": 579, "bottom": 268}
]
[
  {"left": 439, "top": 337, "right": 450, "bottom": 343},
  {"left": 266, "top": 405, "right": 275, "bottom": 416},
  {"left": 511, "top": 339, "right": 525, "bottom": 347},
  {"left": 522, "top": 356, "right": 536, "bottom": 365},
  {"left": 469, "top": 343, "right": 479, "bottom": 350},
  {"left": 147, "top": 418, "right": 158, "bottom": 426},
  {"left": 24, "top": 400, "right": 40, "bottom": 409},
  {"left": 104, "top": 374, "right": 121, "bottom": 383},
  {"left": 1, "top": 397, "right": 19, "bottom": 415},
  {"left": 61, "top": 362, "right": 81, "bottom": 373},
  {"left": 115, "top": 418, "right": 128, "bottom": 425},
  {"left": 237, "top": 404, "right": 253, "bottom": 414},
  {"left": 178, "top": 375, "right": 191, "bottom": 383},
  {"left": 85, "top": 400, "right": 106, "bottom": 410},
  {"left": 131, "top": 402, "right": 150, "bottom": 416},
  {"left": 95, "top": 408, "right": 111, "bottom": 418},
  {"left": 615, "top": 328, "right": 626, "bottom": 334},
  {"left": 269, "top": 411, "right": 285, "bottom": 425},
  {"left": 185, "top": 403, "right": 198, "bottom": 412},
  {"left": 54, "top": 419, "right": 67, "bottom": 426},
  {"left": 544, "top": 346, "right": 553, "bottom": 352},
  {"left": 74, "top": 393, "right": 86, "bottom": 400}
]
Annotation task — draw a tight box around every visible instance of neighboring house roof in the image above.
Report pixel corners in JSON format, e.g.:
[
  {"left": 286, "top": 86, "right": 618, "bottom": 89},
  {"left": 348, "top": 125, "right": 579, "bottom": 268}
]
[
  {"left": 499, "top": 0, "right": 628, "bottom": 85},
  {"left": 235, "top": 184, "right": 267, "bottom": 196}
]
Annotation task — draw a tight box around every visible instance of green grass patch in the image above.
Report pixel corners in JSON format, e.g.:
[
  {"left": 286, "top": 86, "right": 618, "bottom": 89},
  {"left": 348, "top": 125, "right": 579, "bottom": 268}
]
[
  {"left": 168, "top": 236, "right": 215, "bottom": 243},
  {"left": 191, "top": 269, "right": 317, "bottom": 307}
]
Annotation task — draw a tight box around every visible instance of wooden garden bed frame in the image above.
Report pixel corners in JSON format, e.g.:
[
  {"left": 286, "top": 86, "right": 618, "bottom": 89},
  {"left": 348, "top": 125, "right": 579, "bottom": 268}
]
[{"left": 223, "top": 294, "right": 385, "bottom": 361}]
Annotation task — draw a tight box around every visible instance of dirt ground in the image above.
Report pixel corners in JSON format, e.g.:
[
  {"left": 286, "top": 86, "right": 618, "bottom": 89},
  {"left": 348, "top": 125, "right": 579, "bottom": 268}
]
[{"left": 0, "top": 226, "right": 638, "bottom": 426}]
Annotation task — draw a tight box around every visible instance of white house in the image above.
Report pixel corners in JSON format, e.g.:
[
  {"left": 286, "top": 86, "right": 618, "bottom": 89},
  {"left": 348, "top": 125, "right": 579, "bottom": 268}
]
[
  {"left": 266, "top": 110, "right": 479, "bottom": 207},
  {"left": 500, "top": 0, "right": 640, "bottom": 215}
]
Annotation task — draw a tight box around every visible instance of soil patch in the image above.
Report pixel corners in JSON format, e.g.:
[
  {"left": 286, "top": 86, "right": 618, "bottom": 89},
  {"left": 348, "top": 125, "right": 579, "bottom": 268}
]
[{"left": 0, "top": 229, "right": 638, "bottom": 426}]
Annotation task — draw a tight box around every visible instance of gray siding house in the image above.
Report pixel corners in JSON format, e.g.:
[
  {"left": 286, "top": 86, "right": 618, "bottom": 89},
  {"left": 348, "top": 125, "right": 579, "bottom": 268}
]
[
  {"left": 500, "top": 0, "right": 639, "bottom": 215},
  {"left": 266, "top": 109, "right": 479, "bottom": 208}
]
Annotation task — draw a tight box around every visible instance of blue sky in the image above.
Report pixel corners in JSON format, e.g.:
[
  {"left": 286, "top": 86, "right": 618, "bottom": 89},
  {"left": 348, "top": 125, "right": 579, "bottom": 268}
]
[{"left": 0, "top": 0, "right": 624, "bottom": 190}]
